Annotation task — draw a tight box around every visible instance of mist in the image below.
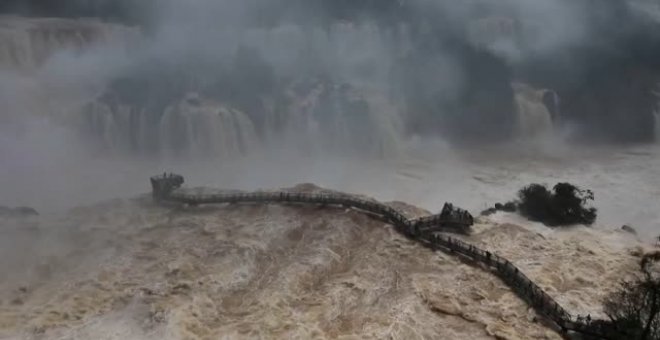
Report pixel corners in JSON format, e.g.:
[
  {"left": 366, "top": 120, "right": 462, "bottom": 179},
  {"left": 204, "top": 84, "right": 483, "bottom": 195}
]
[
  {"left": 0, "top": 0, "right": 659, "bottom": 233},
  {"left": 2, "top": 3, "right": 660, "bottom": 339}
]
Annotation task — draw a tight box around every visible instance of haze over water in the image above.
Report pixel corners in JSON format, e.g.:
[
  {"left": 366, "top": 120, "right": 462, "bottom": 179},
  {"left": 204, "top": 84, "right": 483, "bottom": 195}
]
[
  {"left": 1, "top": 0, "right": 660, "bottom": 238},
  {"left": 2, "top": 2, "right": 660, "bottom": 338}
]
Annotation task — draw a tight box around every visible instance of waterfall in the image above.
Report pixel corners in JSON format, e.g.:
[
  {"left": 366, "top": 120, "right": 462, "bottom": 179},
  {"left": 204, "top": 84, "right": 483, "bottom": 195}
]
[
  {"left": 1, "top": 16, "right": 404, "bottom": 159},
  {"left": 82, "top": 82, "right": 402, "bottom": 159},
  {"left": 512, "top": 83, "right": 555, "bottom": 140},
  {"left": 82, "top": 100, "right": 152, "bottom": 153},
  {"left": 655, "top": 110, "right": 660, "bottom": 143},
  {"left": 83, "top": 93, "right": 259, "bottom": 158},
  {"left": 270, "top": 79, "right": 402, "bottom": 157},
  {"left": 360, "top": 89, "right": 403, "bottom": 157},
  {"left": 653, "top": 85, "right": 660, "bottom": 144},
  {"left": 0, "top": 16, "right": 138, "bottom": 72},
  {"left": 159, "top": 94, "right": 258, "bottom": 158}
]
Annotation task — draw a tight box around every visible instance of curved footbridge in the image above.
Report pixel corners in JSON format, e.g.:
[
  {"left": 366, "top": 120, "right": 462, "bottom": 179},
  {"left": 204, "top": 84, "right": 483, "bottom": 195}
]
[{"left": 150, "top": 173, "right": 612, "bottom": 339}]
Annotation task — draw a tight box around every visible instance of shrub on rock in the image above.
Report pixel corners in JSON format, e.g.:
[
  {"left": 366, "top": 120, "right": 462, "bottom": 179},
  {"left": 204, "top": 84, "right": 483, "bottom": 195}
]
[
  {"left": 0, "top": 206, "right": 38, "bottom": 217},
  {"left": 517, "top": 183, "right": 596, "bottom": 226},
  {"left": 480, "top": 182, "right": 597, "bottom": 227}
]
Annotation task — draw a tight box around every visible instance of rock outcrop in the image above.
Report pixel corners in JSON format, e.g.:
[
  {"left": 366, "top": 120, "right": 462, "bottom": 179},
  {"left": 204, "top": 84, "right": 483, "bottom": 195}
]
[{"left": 0, "top": 206, "right": 38, "bottom": 217}]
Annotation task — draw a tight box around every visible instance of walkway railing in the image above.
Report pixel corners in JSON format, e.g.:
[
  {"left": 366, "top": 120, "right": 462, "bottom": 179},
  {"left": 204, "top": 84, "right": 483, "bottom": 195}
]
[
  {"left": 150, "top": 174, "right": 608, "bottom": 339},
  {"left": 164, "top": 189, "right": 473, "bottom": 235},
  {"left": 419, "top": 233, "right": 573, "bottom": 327}
]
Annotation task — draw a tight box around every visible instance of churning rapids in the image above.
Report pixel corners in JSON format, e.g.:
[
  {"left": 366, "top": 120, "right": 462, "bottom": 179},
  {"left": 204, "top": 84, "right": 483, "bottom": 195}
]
[
  {"left": 0, "top": 177, "right": 653, "bottom": 339},
  {"left": 1, "top": 14, "right": 660, "bottom": 340}
]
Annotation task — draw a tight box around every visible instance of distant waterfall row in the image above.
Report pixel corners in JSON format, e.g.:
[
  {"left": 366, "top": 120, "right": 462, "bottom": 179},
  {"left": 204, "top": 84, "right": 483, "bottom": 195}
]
[
  {"left": 0, "top": 16, "right": 568, "bottom": 158},
  {"left": 81, "top": 81, "right": 403, "bottom": 159},
  {"left": 0, "top": 16, "right": 138, "bottom": 72},
  {"left": 82, "top": 79, "right": 565, "bottom": 159},
  {"left": 83, "top": 94, "right": 259, "bottom": 159}
]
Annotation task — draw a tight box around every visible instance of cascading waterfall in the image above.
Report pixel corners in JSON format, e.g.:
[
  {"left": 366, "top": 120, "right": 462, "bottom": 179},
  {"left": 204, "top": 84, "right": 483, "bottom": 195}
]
[
  {"left": 0, "top": 16, "right": 138, "bottom": 72},
  {"left": 271, "top": 78, "right": 402, "bottom": 157},
  {"left": 82, "top": 100, "right": 153, "bottom": 153},
  {"left": 1, "top": 16, "right": 405, "bottom": 159},
  {"left": 81, "top": 80, "right": 403, "bottom": 159},
  {"left": 655, "top": 110, "right": 660, "bottom": 143},
  {"left": 653, "top": 85, "right": 660, "bottom": 143},
  {"left": 360, "top": 89, "right": 403, "bottom": 157},
  {"left": 81, "top": 91, "right": 260, "bottom": 158},
  {"left": 512, "top": 82, "right": 556, "bottom": 140},
  {"left": 159, "top": 93, "right": 258, "bottom": 158}
]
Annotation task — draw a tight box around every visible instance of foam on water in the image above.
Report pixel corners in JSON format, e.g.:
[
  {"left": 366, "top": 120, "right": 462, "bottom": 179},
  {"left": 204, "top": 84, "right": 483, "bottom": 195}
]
[
  {"left": 1, "top": 14, "right": 660, "bottom": 339},
  {"left": 0, "top": 188, "right": 649, "bottom": 339}
]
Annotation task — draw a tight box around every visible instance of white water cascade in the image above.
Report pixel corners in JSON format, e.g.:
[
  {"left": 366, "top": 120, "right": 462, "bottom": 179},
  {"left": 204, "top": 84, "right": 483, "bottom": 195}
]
[
  {"left": 1, "top": 16, "right": 405, "bottom": 159},
  {"left": 655, "top": 110, "right": 660, "bottom": 143},
  {"left": 0, "top": 16, "right": 138, "bottom": 73},
  {"left": 82, "top": 99, "right": 152, "bottom": 153},
  {"left": 0, "top": 14, "right": 143, "bottom": 154},
  {"left": 159, "top": 93, "right": 259, "bottom": 159},
  {"left": 81, "top": 79, "right": 404, "bottom": 159},
  {"left": 270, "top": 79, "right": 402, "bottom": 157},
  {"left": 512, "top": 82, "right": 556, "bottom": 140},
  {"left": 653, "top": 85, "right": 660, "bottom": 144},
  {"left": 82, "top": 92, "right": 260, "bottom": 158}
]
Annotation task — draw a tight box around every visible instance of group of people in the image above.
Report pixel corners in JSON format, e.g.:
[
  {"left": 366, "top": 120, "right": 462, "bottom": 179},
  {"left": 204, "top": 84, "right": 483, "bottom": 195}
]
[{"left": 440, "top": 203, "right": 474, "bottom": 226}]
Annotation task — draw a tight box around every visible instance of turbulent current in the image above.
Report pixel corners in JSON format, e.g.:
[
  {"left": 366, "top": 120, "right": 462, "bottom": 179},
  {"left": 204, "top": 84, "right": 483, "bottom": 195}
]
[
  {"left": 1, "top": 13, "right": 660, "bottom": 340},
  {"left": 0, "top": 183, "right": 649, "bottom": 339},
  {"left": 1, "top": 142, "right": 659, "bottom": 339}
]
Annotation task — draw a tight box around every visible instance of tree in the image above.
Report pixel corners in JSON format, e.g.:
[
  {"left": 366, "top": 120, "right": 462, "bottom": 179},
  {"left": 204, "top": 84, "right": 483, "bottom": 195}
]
[
  {"left": 596, "top": 257, "right": 660, "bottom": 340},
  {"left": 517, "top": 182, "right": 597, "bottom": 226}
]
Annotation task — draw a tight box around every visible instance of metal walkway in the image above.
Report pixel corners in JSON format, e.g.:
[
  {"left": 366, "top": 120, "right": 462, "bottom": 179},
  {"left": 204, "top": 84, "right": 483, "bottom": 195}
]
[{"left": 150, "top": 173, "right": 610, "bottom": 339}]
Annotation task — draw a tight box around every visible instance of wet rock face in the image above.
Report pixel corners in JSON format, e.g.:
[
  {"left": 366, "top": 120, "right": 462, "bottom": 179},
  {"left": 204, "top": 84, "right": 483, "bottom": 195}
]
[
  {"left": 82, "top": 68, "right": 402, "bottom": 158},
  {"left": 396, "top": 41, "right": 516, "bottom": 144},
  {"left": 0, "top": 16, "right": 138, "bottom": 72},
  {"left": 621, "top": 225, "right": 637, "bottom": 235},
  {"left": 6, "top": 0, "right": 660, "bottom": 147},
  {"left": 481, "top": 202, "right": 517, "bottom": 216},
  {"left": 557, "top": 62, "right": 659, "bottom": 143},
  {"left": 0, "top": 0, "right": 151, "bottom": 26},
  {"left": 516, "top": 0, "right": 660, "bottom": 143},
  {"left": 0, "top": 206, "right": 38, "bottom": 217}
]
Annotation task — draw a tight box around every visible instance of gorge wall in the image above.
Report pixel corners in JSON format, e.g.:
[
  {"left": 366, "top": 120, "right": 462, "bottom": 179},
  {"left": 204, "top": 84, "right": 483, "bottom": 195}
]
[
  {"left": 0, "top": 15, "right": 138, "bottom": 72},
  {"left": 2, "top": 0, "right": 660, "bottom": 163}
]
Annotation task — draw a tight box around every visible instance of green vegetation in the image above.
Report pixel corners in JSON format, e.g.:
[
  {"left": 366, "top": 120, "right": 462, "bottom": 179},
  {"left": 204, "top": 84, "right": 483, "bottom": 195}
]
[
  {"left": 580, "top": 255, "right": 660, "bottom": 340},
  {"left": 482, "top": 183, "right": 597, "bottom": 227},
  {"left": 517, "top": 183, "right": 597, "bottom": 227}
]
